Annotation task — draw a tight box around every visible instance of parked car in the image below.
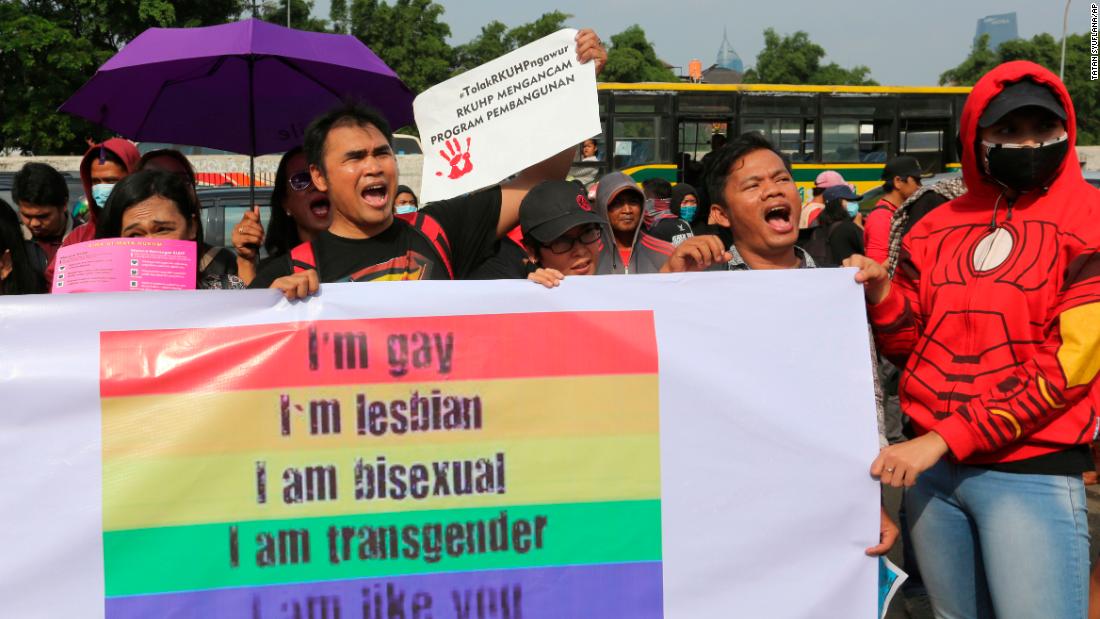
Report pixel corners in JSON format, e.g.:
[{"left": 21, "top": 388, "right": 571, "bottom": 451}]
[
  {"left": 393, "top": 133, "right": 422, "bottom": 155},
  {"left": 196, "top": 185, "right": 273, "bottom": 249},
  {"left": 137, "top": 142, "right": 235, "bottom": 156}
]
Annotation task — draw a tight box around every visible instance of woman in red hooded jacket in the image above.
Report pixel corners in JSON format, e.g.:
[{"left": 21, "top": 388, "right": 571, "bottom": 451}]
[{"left": 847, "top": 61, "right": 1100, "bottom": 618}]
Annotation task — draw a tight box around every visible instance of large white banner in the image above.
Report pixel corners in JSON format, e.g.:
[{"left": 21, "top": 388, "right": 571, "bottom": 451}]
[
  {"left": 0, "top": 270, "right": 879, "bottom": 618},
  {"left": 414, "top": 28, "right": 601, "bottom": 204}
]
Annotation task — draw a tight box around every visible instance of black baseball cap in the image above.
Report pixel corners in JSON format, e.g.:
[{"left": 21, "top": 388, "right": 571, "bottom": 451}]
[
  {"left": 822, "top": 185, "right": 862, "bottom": 203},
  {"left": 881, "top": 156, "right": 923, "bottom": 181},
  {"left": 520, "top": 181, "right": 605, "bottom": 244},
  {"left": 979, "top": 79, "right": 1067, "bottom": 128}
]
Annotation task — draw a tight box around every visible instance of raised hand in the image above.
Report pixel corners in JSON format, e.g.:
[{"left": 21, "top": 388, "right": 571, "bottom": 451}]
[{"left": 233, "top": 205, "right": 265, "bottom": 262}]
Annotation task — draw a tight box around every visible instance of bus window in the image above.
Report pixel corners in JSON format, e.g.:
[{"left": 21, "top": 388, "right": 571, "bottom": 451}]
[
  {"left": 613, "top": 118, "right": 668, "bottom": 169},
  {"left": 679, "top": 121, "right": 727, "bottom": 163},
  {"left": 742, "top": 117, "right": 815, "bottom": 162},
  {"left": 740, "top": 95, "right": 816, "bottom": 162},
  {"left": 678, "top": 120, "right": 728, "bottom": 186},
  {"left": 678, "top": 94, "right": 735, "bottom": 115},
  {"left": 822, "top": 96, "right": 895, "bottom": 164},
  {"left": 899, "top": 96, "right": 953, "bottom": 171},
  {"left": 900, "top": 119, "right": 948, "bottom": 172}
]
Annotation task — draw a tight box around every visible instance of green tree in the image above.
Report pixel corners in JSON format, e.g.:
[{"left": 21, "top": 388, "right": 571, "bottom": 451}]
[
  {"left": 0, "top": 0, "right": 243, "bottom": 154},
  {"left": 329, "top": 0, "right": 348, "bottom": 34},
  {"left": 452, "top": 11, "right": 571, "bottom": 75},
  {"left": 939, "top": 32, "right": 1098, "bottom": 145},
  {"left": 260, "top": 0, "right": 328, "bottom": 32},
  {"left": 599, "top": 25, "right": 677, "bottom": 83},
  {"left": 741, "top": 28, "right": 876, "bottom": 85},
  {"left": 452, "top": 21, "right": 511, "bottom": 74},
  {"left": 349, "top": 0, "right": 453, "bottom": 94}
]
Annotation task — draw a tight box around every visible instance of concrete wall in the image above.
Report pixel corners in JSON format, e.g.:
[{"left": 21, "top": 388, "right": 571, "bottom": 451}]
[
  {"left": 0, "top": 154, "right": 425, "bottom": 196},
  {"left": 1077, "top": 147, "right": 1100, "bottom": 171}
]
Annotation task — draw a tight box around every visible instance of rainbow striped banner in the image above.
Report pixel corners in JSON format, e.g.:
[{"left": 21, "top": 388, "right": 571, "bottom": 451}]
[{"left": 100, "top": 311, "right": 663, "bottom": 617}]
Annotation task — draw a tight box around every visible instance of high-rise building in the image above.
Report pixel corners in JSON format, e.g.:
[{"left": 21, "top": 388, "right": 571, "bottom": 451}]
[
  {"left": 716, "top": 28, "right": 744, "bottom": 73},
  {"left": 974, "top": 12, "right": 1019, "bottom": 50}
]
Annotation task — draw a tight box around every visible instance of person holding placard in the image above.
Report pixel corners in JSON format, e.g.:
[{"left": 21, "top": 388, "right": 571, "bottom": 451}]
[
  {"left": 660, "top": 132, "right": 900, "bottom": 558},
  {"left": 250, "top": 29, "right": 608, "bottom": 299}
]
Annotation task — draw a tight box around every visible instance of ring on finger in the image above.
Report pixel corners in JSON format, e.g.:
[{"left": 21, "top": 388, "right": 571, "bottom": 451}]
[{"left": 885, "top": 466, "right": 896, "bottom": 473}]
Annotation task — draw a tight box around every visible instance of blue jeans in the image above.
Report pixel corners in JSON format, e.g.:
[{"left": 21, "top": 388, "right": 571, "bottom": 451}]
[{"left": 905, "top": 459, "right": 1089, "bottom": 619}]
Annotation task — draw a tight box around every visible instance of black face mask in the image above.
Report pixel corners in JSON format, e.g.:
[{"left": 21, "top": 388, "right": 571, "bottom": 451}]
[{"left": 983, "top": 137, "right": 1069, "bottom": 193}]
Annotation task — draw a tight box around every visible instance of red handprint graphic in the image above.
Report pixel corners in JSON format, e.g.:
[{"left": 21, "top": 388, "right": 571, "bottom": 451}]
[{"left": 436, "top": 137, "right": 474, "bottom": 179}]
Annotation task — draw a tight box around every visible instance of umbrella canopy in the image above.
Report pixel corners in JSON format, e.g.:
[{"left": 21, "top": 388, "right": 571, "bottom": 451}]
[{"left": 60, "top": 18, "right": 414, "bottom": 156}]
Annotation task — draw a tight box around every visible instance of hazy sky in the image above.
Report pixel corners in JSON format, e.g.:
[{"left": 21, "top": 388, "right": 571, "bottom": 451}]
[{"left": 309, "top": 0, "right": 1093, "bottom": 85}]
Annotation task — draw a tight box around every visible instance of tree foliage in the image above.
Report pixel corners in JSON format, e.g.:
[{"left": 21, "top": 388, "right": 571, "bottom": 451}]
[
  {"left": 348, "top": 0, "right": 452, "bottom": 95},
  {"left": 329, "top": 0, "right": 348, "bottom": 34},
  {"left": 741, "top": 28, "right": 876, "bottom": 86},
  {"left": 940, "top": 32, "right": 1098, "bottom": 145},
  {"left": 599, "top": 25, "right": 677, "bottom": 83},
  {"left": 452, "top": 11, "right": 571, "bottom": 75},
  {"left": 260, "top": 0, "right": 328, "bottom": 32},
  {"left": 0, "top": 0, "right": 243, "bottom": 154}
]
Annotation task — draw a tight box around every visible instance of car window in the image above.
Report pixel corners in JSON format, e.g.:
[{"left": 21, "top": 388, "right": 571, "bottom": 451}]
[{"left": 393, "top": 134, "right": 422, "bottom": 155}]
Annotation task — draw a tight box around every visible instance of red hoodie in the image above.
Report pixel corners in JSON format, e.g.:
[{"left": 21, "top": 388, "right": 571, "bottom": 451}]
[
  {"left": 869, "top": 61, "right": 1100, "bottom": 465},
  {"left": 45, "top": 138, "right": 141, "bottom": 283}
]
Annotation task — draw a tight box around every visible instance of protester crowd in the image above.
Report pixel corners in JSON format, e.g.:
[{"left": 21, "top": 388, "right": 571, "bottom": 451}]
[{"left": 2, "top": 26, "right": 1099, "bottom": 619}]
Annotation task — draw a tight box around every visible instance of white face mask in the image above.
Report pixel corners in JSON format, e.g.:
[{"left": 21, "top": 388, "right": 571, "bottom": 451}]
[{"left": 91, "top": 183, "right": 116, "bottom": 208}]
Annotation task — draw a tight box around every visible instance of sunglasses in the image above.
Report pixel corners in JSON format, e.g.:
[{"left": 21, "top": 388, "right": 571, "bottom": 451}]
[
  {"left": 543, "top": 225, "right": 602, "bottom": 254},
  {"left": 288, "top": 171, "right": 313, "bottom": 192}
]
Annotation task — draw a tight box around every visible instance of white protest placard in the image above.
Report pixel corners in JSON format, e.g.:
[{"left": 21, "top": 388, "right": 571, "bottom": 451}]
[{"left": 413, "top": 28, "right": 600, "bottom": 204}]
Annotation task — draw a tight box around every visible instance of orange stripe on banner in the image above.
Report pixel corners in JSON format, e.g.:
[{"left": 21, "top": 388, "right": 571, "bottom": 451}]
[{"left": 100, "top": 311, "right": 658, "bottom": 397}]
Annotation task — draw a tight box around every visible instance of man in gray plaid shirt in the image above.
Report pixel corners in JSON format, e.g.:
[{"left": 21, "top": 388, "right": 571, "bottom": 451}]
[{"left": 660, "top": 132, "right": 899, "bottom": 557}]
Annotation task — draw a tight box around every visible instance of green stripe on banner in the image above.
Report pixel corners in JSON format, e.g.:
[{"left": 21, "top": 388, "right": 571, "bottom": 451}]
[{"left": 104, "top": 500, "right": 662, "bottom": 597}]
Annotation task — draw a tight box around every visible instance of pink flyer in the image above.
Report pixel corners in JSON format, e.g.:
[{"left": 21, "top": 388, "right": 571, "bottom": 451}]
[{"left": 52, "top": 238, "right": 198, "bottom": 293}]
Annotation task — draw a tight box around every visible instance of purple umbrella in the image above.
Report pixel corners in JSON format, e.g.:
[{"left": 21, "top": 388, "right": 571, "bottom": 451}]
[{"left": 61, "top": 18, "right": 414, "bottom": 212}]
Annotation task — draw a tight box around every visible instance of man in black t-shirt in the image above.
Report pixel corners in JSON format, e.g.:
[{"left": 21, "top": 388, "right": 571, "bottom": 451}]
[{"left": 251, "top": 29, "right": 608, "bottom": 298}]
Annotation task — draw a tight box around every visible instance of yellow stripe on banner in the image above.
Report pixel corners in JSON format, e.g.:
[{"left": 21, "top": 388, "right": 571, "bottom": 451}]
[
  {"left": 102, "top": 375, "right": 658, "bottom": 460},
  {"left": 103, "top": 435, "right": 661, "bottom": 531}
]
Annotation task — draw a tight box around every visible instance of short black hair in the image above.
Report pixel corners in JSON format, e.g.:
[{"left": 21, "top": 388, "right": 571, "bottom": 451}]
[
  {"left": 304, "top": 102, "right": 393, "bottom": 175},
  {"left": 395, "top": 184, "right": 419, "bottom": 206},
  {"left": 642, "top": 177, "right": 672, "bottom": 200},
  {"left": 11, "top": 163, "right": 68, "bottom": 208},
  {"left": 812, "top": 186, "right": 826, "bottom": 197},
  {"left": 95, "top": 169, "right": 202, "bottom": 245},
  {"left": 705, "top": 132, "right": 793, "bottom": 209}
]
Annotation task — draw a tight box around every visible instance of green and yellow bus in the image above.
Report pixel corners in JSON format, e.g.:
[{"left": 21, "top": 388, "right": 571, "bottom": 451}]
[{"left": 580, "top": 82, "right": 972, "bottom": 199}]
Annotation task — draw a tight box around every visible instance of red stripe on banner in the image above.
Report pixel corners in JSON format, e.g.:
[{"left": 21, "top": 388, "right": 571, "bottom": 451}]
[{"left": 100, "top": 311, "right": 657, "bottom": 397}]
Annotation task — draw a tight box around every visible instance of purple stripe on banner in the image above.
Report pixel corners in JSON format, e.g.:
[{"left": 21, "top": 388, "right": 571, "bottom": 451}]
[{"left": 106, "top": 561, "right": 663, "bottom": 618}]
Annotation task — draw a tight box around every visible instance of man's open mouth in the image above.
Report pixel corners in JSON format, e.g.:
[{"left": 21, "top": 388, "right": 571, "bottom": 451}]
[
  {"left": 763, "top": 204, "right": 794, "bottom": 234},
  {"left": 361, "top": 183, "right": 388, "bottom": 209}
]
